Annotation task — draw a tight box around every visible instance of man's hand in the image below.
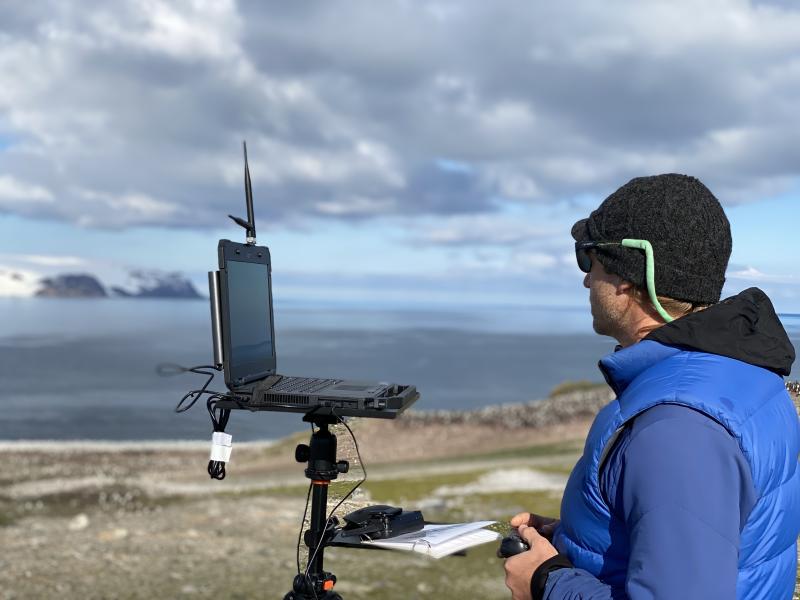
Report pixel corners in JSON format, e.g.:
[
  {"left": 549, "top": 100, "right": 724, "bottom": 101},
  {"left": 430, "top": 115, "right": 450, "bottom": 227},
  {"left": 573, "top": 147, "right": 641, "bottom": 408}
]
[
  {"left": 504, "top": 525, "right": 559, "bottom": 600},
  {"left": 510, "top": 512, "right": 560, "bottom": 541}
]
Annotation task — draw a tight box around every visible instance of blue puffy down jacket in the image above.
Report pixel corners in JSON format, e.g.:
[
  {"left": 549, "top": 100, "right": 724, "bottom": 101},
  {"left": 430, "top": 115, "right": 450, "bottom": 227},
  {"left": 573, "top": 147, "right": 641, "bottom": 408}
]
[{"left": 546, "top": 287, "right": 800, "bottom": 599}]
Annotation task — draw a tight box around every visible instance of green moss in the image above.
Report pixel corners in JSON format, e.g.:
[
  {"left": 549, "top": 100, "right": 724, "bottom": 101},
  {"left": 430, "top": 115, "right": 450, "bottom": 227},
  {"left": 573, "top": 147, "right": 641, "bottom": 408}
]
[
  {"left": 441, "top": 440, "right": 583, "bottom": 464},
  {"left": 469, "top": 490, "right": 563, "bottom": 520},
  {"left": 549, "top": 380, "right": 606, "bottom": 397},
  {"left": 219, "top": 484, "right": 310, "bottom": 499},
  {"left": 362, "top": 470, "right": 490, "bottom": 504},
  {"left": 531, "top": 463, "right": 576, "bottom": 476}
]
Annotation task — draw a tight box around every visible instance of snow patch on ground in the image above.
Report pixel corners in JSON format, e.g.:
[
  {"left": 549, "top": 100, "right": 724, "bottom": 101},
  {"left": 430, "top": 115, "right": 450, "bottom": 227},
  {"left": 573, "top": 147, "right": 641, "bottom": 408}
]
[
  {"left": 432, "top": 468, "right": 567, "bottom": 496},
  {"left": 6, "top": 476, "right": 116, "bottom": 499}
]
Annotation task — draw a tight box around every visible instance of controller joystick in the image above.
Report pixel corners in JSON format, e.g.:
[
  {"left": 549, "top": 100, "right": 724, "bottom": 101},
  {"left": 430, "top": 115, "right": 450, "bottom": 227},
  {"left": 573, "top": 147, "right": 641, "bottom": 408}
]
[{"left": 497, "top": 531, "right": 530, "bottom": 558}]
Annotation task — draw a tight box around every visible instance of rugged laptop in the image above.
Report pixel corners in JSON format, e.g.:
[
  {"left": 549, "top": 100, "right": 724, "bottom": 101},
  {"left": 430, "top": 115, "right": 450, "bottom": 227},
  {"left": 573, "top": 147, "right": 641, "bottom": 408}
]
[{"left": 209, "top": 239, "right": 418, "bottom": 419}]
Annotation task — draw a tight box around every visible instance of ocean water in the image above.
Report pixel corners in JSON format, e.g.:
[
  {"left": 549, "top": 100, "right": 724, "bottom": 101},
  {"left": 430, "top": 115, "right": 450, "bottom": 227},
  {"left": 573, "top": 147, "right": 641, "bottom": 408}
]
[{"left": 0, "top": 298, "right": 797, "bottom": 441}]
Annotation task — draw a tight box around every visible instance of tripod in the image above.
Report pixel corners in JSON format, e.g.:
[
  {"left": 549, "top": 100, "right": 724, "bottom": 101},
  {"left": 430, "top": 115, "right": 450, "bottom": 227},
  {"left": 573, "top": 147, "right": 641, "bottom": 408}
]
[{"left": 284, "top": 415, "right": 349, "bottom": 600}]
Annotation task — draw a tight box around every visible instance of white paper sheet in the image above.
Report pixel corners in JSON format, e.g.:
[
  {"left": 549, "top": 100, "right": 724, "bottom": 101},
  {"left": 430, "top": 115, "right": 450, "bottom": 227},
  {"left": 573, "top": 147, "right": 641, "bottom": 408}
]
[{"left": 362, "top": 521, "right": 501, "bottom": 559}]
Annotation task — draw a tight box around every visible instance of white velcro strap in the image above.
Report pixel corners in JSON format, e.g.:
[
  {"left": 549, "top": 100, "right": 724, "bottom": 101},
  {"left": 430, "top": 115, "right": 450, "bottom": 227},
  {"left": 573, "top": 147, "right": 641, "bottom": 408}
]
[{"left": 210, "top": 431, "right": 233, "bottom": 463}]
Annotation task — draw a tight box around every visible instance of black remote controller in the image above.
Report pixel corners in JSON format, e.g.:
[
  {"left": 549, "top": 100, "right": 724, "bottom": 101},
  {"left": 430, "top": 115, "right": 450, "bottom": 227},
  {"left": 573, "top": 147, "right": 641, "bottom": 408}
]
[{"left": 497, "top": 532, "right": 530, "bottom": 558}]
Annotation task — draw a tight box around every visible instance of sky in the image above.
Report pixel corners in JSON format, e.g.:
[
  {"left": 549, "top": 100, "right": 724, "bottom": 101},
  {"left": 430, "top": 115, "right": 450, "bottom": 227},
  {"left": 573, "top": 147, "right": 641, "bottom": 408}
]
[{"left": 0, "top": 0, "right": 798, "bottom": 310}]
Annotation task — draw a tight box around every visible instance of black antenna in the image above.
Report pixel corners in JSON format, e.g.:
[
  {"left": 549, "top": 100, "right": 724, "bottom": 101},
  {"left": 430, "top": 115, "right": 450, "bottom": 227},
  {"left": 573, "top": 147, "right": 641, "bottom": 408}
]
[{"left": 228, "top": 140, "right": 257, "bottom": 245}]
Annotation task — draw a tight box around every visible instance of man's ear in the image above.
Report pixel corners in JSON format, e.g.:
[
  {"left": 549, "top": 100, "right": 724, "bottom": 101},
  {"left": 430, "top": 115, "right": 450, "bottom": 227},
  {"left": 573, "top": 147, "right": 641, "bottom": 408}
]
[{"left": 616, "top": 279, "right": 634, "bottom": 295}]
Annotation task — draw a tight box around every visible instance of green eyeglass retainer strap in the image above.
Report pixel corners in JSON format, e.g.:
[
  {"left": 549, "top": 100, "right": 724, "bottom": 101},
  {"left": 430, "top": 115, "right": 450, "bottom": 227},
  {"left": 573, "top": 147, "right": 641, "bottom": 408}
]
[{"left": 621, "top": 238, "right": 675, "bottom": 323}]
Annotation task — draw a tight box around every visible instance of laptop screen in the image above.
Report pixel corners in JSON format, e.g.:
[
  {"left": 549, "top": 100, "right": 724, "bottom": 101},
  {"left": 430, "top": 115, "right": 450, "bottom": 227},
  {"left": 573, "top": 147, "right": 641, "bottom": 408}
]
[{"left": 226, "top": 259, "right": 274, "bottom": 383}]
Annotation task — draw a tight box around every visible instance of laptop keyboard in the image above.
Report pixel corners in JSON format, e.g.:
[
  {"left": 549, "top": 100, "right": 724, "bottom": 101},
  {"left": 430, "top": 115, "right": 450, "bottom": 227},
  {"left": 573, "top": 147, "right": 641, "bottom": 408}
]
[{"left": 269, "top": 376, "right": 338, "bottom": 394}]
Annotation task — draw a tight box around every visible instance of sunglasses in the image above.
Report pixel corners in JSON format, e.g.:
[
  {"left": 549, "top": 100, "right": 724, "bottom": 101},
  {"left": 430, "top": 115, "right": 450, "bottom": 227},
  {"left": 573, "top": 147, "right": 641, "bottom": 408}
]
[
  {"left": 574, "top": 238, "right": 675, "bottom": 323},
  {"left": 574, "top": 240, "right": 621, "bottom": 273}
]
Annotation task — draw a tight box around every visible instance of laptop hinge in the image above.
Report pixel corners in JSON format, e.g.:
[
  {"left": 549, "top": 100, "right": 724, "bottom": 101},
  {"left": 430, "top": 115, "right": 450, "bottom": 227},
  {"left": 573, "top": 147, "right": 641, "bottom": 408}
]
[{"left": 255, "top": 374, "right": 283, "bottom": 390}]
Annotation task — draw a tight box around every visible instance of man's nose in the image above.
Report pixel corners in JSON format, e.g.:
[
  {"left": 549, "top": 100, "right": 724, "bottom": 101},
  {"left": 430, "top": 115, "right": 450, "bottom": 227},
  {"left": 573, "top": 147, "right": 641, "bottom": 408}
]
[{"left": 583, "top": 272, "right": 590, "bottom": 289}]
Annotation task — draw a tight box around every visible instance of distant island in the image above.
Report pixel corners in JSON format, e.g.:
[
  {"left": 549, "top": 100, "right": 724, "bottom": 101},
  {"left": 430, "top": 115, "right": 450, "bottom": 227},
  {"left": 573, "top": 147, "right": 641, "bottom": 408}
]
[
  {"left": 1, "top": 269, "right": 203, "bottom": 299},
  {"left": 109, "top": 270, "right": 203, "bottom": 299},
  {"left": 37, "top": 274, "right": 108, "bottom": 298}
]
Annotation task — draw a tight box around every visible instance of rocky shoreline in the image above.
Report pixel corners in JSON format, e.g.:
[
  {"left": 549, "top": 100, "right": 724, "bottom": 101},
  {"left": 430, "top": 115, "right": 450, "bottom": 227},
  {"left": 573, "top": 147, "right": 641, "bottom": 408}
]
[
  {"left": 398, "top": 385, "right": 614, "bottom": 429},
  {"left": 400, "top": 379, "right": 800, "bottom": 428}
]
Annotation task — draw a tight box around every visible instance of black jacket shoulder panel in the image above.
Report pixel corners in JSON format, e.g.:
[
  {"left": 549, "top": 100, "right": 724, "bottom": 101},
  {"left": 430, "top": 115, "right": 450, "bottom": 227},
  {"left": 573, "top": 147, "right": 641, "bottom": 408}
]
[{"left": 645, "top": 287, "right": 795, "bottom": 376}]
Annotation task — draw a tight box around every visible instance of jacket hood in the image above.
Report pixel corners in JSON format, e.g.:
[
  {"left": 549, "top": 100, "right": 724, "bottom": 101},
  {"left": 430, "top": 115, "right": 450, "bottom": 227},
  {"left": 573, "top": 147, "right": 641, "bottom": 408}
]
[{"left": 644, "top": 287, "right": 795, "bottom": 377}]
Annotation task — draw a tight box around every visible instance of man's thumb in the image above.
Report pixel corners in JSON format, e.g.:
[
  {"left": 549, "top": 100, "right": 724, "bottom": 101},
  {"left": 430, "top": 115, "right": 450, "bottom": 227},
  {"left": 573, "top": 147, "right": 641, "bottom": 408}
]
[
  {"left": 518, "top": 524, "right": 541, "bottom": 547},
  {"left": 510, "top": 513, "right": 531, "bottom": 527}
]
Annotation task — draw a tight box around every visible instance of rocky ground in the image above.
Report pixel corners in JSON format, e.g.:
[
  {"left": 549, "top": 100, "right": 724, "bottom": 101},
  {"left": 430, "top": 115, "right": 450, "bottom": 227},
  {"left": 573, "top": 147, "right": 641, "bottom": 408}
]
[{"left": 1, "top": 383, "right": 798, "bottom": 599}]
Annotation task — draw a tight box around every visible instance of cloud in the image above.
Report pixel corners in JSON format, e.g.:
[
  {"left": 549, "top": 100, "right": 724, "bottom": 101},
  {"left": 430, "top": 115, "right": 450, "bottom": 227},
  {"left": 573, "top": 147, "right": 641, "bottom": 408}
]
[
  {"left": 72, "top": 189, "right": 180, "bottom": 228},
  {"left": 314, "top": 195, "right": 396, "bottom": 217},
  {"left": 413, "top": 214, "right": 559, "bottom": 246},
  {"left": 723, "top": 265, "right": 800, "bottom": 312},
  {"left": 1, "top": 0, "right": 800, "bottom": 229},
  {"left": 7, "top": 254, "right": 87, "bottom": 267},
  {"left": 0, "top": 175, "right": 53, "bottom": 205},
  {"left": 728, "top": 265, "right": 799, "bottom": 285}
]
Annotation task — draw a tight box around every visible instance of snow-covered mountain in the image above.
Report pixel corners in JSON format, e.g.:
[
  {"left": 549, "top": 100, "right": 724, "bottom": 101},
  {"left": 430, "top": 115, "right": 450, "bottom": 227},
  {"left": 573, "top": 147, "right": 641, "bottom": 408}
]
[
  {"left": 0, "top": 266, "right": 202, "bottom": 299},
  {"left": 112, "top": 270, "right": 202, "bottom": 299},
  {"left": 0, "top": 267, "right": 40, "bottom": 297}
]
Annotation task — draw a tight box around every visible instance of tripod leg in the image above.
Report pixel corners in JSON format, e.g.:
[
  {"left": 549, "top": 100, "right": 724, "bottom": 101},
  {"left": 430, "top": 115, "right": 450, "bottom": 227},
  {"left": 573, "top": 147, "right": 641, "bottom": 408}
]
[{"left": 284, "top": 419, "right": 344, "bottom": 599}]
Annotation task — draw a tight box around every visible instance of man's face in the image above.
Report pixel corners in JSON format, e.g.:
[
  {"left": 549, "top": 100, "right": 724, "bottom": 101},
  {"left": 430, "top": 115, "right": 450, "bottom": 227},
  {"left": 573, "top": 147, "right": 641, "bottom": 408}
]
[{"left": 583, "top": 252, "right": 627, "bottom": 338}]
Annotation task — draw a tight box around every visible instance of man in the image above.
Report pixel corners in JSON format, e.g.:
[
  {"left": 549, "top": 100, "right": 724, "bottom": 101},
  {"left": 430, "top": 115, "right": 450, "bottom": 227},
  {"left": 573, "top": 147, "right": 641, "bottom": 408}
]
[{"left": 504, "top": 174, "right": 800, "bottom": 599}]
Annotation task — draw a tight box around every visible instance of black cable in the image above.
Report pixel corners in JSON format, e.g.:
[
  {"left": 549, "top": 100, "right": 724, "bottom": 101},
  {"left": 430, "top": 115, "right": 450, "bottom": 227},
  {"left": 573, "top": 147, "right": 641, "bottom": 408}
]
[
  {"left": 207, "top": 395, "right": 232, "bottom": 480},
  {"left": 156, "top": 362, "right": 214, "bottom": 377},
  {"left": 160, "top": 363, "right": 240, "bottom": 480},
  {"left": 164, "top": 364, "right": 333, "bottom": 414},
  {"left": 158, "top": 363, "right": 222, "bottom": 413},
  {"left": 296, "top": 421, "right": 316, "bottom": 576},
  {"left": 295, "top": 422, "right": 318, "bottom": 597},
  {"left": 303, "top": 411, "right": 367, "bottom": 590},
  {"left": 332, "top": 412, "right": 368, "bottom": 505},
  {"left": 165, "top": 364, "right": 347, "bottom": 485},
  {"left": 207, "top": 396, "right": 231, "bottom": 430},
  {"left": 297, "top": 481, "right": 314, "bottom": 575}
]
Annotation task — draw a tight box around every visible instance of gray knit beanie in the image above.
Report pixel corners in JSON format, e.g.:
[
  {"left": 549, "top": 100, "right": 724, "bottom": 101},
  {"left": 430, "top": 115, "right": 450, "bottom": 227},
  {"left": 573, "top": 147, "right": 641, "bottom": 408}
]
[{"left": 571, "top": 174, "right": 732, "bottom": 304}]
